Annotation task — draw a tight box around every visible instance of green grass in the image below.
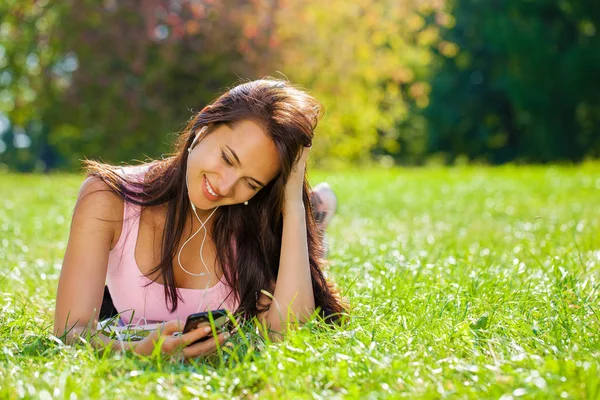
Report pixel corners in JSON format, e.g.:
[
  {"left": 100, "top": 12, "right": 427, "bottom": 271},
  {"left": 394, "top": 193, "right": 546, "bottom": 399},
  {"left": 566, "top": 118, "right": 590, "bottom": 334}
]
[{"left": 1, "top": 163, "right": 600, "bottom": 399}]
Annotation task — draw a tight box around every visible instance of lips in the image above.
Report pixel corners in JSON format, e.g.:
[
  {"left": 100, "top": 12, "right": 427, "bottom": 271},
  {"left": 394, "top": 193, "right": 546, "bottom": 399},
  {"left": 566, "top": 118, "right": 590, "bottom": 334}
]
[{"left": 202, "top": 175, "right": 222, "bottom": 201}]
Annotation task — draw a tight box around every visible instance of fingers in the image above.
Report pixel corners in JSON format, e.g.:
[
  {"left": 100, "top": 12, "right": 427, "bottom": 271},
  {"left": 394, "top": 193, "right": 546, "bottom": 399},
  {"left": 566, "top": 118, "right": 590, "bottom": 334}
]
[
  {"left": 146, "top": 319, "right": 235, "bottom": 359},
  {"left": 182, "top": 330, "right": 230, "bottom": 359},
  {"left": 155, "top": 327, "right": 203, "bottom": 354},
  {"left": 299, "top": 146, "right": 311, "bottom": 163},
  {"left": 291, "top": 148, "right": 310, "bottom": 176},
  {"left": 158, "top": 319, "right": 185, "bottom": 335},
  {"left": 177, "top": 324, "right": 213, "bottom": 347}
]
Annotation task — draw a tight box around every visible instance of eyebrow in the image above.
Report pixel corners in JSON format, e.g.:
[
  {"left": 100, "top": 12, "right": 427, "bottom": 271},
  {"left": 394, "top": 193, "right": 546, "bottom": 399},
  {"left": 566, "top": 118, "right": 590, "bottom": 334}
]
[{"left": 225, "top": 145, "right": 266, "bottom": 187}]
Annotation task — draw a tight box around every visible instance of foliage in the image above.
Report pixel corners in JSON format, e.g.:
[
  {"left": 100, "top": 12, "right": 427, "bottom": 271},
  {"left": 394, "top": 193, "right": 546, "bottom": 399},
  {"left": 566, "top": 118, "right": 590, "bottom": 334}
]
[
  {"left": 0, "top": 1, "right": 66, "bottom": 171},
  {"left": 273, "top": 0, "right": 447, "bottom": 165},
  {"left": 426, "top": 0, "right": 600, "bottom": 163},
  {"left": 0, "top": 0, "right": 274, "bottom": 171},
  {"left": 1, "top": 0, "right": 449, "bottom": 171},
  {"left": 2, "top": 164, "right": 600, "bottom": 396},
  {"left": 44, "top": 0, "right": 275, "bottom": 170},
  {"left": 3, "top": 0, "right": 599, "bottom": 171}
]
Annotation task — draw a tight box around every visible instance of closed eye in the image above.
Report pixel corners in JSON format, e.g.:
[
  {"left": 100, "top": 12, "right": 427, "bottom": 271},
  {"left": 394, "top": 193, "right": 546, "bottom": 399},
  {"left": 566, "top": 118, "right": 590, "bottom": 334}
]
[
  {"left": 221, "top": 151, "right": 233, "bottom": 166},
  {"left": 221, "top": 150, "right": 259, "bottom": 191}
]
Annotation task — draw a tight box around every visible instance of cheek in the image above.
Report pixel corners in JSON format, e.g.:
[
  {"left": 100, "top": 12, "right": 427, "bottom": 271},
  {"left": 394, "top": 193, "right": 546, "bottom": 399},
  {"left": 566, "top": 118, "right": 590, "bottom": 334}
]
[{"left": 189, "top": 152, "right": 220, "bottom": 176}]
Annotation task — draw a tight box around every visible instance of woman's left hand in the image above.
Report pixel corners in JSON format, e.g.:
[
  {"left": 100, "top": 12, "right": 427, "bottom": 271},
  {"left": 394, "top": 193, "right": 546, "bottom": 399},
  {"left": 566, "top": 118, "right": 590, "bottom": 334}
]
[{"left": 284, "top": 146, "right": 311, "bottom": 206}]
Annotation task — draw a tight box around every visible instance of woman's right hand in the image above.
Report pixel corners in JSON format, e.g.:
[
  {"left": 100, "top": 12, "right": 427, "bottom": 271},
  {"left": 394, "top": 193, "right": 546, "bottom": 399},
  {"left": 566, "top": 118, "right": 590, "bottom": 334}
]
[{"left": 133, "top": 319, "right": 230, "bottom": 359}]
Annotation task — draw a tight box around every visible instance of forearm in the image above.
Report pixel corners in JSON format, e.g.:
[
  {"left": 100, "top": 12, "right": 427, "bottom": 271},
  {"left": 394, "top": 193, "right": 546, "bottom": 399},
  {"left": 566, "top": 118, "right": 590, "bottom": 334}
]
[
  {"left": 267, "top": 202, "right": 315, "bottom": 334},
  {"left": 58, "top": 324, "right": 139, "bottom": 353}
]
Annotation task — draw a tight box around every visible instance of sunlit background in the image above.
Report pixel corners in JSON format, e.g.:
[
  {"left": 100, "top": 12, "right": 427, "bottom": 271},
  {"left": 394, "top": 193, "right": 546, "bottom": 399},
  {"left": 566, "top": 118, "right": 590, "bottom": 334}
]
[
  {"left": 2, "top": 3, "right": 600, "bottom": 397},
  {"left": 1, "top": 0, "right": 599, "bottom": 172}
]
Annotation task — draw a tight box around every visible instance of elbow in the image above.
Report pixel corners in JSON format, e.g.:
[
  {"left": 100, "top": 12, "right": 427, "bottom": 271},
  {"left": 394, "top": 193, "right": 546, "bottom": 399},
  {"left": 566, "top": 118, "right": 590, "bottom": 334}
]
[
  {"left": 53, "top": 316, "right": 93, "bottom": 345},
  {"left": 53, "top": 323, "right": 79, "bottom": 345},
  {"left": 53, "top": 316, "right": 69, "bottom": 339},
  {"left": 260, "top": 307, "right": 315, "bottom": 341}
]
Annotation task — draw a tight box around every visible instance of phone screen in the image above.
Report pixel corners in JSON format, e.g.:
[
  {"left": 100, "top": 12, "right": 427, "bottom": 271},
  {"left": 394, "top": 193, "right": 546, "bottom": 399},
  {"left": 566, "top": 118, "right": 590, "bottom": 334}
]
[{"left": 182, "top": 309, "right": 230, "bottom": 344}]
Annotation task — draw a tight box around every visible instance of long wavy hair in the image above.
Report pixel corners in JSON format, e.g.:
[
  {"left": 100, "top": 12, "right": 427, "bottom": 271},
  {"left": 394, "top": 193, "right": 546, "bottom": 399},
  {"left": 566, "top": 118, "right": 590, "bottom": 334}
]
[{"left": 84, "top": 79, "right": 347, "bottom": 325}]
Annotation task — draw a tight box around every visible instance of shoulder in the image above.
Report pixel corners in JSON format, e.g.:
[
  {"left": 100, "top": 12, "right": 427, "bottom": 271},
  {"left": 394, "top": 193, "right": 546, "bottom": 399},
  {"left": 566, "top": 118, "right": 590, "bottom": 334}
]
[
  {"left": 74, "top": 175, "right": 125, "bottom": 249},
  {"left": 77, "top": 175, "right": 123, "bottom": 209}
]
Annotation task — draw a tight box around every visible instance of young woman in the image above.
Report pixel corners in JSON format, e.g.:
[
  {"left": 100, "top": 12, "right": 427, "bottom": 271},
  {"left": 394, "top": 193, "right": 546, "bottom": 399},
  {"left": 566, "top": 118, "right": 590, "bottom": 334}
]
[{"left": 54, "top": 79, "right": 345, "bottom": 360}]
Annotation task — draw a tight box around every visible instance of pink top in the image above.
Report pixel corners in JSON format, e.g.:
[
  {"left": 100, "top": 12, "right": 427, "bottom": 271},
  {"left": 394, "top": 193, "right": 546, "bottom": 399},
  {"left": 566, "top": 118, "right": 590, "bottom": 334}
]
[{"left": 106, "top": 165, "right": 239, "bottom": 326}]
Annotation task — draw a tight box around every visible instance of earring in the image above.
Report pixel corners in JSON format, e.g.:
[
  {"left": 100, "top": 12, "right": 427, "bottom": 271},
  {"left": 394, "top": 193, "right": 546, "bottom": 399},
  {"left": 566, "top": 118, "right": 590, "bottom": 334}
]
[{"left": 244, "top": 201, "right": 248, "bottom": 206}]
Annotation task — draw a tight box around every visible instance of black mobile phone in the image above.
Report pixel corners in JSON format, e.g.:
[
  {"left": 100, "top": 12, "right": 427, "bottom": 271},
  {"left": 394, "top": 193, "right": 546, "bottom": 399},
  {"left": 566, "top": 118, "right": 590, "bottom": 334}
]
[{"left": 182, "top": 309, "right": 231, "bottom": 344}]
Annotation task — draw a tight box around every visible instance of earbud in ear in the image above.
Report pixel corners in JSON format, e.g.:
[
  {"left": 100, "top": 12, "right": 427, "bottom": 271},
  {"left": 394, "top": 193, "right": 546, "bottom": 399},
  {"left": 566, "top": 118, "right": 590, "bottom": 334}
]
[
  {"left": 188, "top": 126, "right": 207, "bottom": 153},
  {"left": 188, "top": 135, "right": 199, "bottom": 153}
]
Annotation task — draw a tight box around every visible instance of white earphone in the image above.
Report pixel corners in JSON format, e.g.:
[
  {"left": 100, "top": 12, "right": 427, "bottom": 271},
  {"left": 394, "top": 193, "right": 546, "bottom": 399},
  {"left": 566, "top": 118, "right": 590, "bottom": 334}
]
[
  {"left": 180, "top": 124, "right": 254, "bottom": 313},
  {"left": 187, "top": 129, "right": 203, "bottom": 155},
  {"left": 180, "top": 126, "right": 218, "bottom": 279},
  {"left": 187, "top": 126, "right": 207, "bottom": 212}
]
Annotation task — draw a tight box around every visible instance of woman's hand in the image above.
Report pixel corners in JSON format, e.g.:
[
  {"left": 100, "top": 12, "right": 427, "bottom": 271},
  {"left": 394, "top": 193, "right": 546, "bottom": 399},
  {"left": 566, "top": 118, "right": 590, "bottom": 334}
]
[
  {"left": 284, "top": 146, "right": 311, "bottom": 206},
  {"left": 133, "top": 319, "right": 230, "bottom": 360}
]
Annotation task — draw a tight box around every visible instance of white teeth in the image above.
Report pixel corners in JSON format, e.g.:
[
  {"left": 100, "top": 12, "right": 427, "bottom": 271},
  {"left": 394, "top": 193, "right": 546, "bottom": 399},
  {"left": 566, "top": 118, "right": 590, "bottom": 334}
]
[{"left": 205, "top": 177, "right": 219, "bottom": 197}]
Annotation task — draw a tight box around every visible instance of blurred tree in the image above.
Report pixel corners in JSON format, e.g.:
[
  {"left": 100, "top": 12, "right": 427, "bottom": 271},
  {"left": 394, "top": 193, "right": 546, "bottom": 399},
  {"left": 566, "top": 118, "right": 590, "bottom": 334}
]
[
  {"left": 0, "top": 0, "right": 447, "bottom": 170},
  {"left": 0, "top": 1, "right": 65, "bottom": 171},
  {"left": 1, "top": 0, "right": 275, "bottom": 171},
  {"left": 426, "top": 0, "right": 600, "bottom": 163},
  {"left": 273, "top": 0, "right": 446, "bottom": 166},
  {"left": 45, "top": 0, "right": 274, "bottom": 170}
]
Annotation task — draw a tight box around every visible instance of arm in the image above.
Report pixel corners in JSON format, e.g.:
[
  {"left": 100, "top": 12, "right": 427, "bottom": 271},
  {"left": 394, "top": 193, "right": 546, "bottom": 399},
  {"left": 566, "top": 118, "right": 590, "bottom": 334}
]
[
  {"left": 55, "top": 176, "right": 230, "bottom": 356},
  {"left": 259, "top": 147, "right": 315, "bottom": 339},
  {"left": 54, "top": 177, "right": 227, "bottom": 358},
  {"left": 54, "top": 176, "right": 136, "bottom": 351}
]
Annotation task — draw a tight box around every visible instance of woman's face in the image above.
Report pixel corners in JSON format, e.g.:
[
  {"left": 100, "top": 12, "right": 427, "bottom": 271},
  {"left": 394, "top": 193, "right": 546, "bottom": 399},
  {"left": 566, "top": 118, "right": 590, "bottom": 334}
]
[{"left": 186, "top": 119, "right": 280, "bottom": 211}]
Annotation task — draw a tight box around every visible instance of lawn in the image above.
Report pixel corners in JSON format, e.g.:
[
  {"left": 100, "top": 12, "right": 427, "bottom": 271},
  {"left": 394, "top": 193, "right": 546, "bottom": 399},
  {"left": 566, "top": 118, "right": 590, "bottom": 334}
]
[{"left": 1, "top": 163, "right": 599, "bottom": 399}]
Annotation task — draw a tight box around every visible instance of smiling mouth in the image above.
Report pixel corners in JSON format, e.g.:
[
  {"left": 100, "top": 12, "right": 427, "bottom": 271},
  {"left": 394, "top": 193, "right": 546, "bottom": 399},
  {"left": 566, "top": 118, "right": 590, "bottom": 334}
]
[{"left": 204, "top": 175, "right": 221, "bottom": 198}]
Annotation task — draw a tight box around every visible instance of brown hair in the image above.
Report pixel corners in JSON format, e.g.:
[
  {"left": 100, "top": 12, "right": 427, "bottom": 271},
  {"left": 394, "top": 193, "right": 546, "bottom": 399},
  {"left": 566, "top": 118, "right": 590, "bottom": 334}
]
[{"left": 84, "top": 79, "right": 347, "bottom": 325}]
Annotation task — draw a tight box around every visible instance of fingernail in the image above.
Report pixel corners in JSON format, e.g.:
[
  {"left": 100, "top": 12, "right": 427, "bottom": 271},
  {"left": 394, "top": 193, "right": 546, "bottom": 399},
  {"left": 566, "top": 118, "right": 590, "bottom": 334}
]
[
  {"left": 224, "top": 332, "right": 230, "bottom": 339},
  {"left": 204, "top": 327, "right": 211, "bottom": 333}
]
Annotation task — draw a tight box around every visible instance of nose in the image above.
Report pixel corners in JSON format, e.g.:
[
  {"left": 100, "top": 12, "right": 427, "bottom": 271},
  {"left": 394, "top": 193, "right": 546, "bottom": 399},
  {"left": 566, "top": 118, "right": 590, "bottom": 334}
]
[{"left": 216, "top": 170, "right": 239, "bottom": 197}]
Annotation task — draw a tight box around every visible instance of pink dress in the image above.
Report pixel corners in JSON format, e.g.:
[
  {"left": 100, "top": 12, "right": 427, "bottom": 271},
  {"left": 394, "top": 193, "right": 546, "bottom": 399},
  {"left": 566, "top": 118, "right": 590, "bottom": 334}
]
[{"left": 105, "top": 165, "right": 239, "bottom": 327}]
